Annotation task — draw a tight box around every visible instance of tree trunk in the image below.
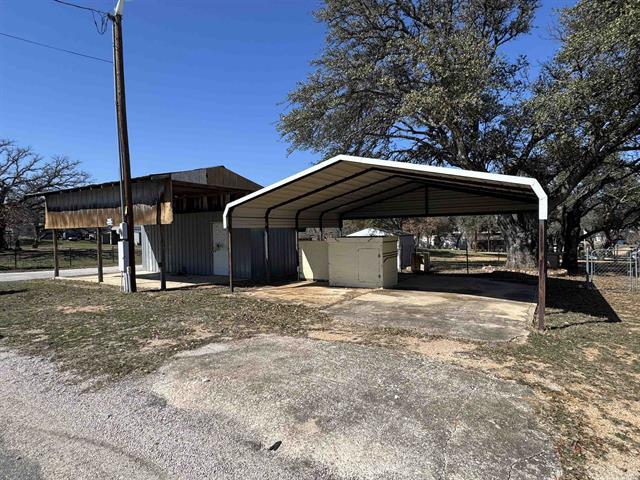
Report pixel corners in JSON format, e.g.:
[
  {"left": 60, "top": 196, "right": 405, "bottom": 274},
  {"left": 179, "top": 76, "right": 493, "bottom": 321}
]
[
  {"left": 498, "top": 214, "right": 537, "bottom": 269},
  {"left": 560, "top": 205, "right": 582, "bottom": 274}
]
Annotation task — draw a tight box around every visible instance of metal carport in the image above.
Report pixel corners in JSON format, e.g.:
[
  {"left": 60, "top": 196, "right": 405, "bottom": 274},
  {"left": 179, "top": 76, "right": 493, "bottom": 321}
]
[{"left": 223, "top": 155, "right": 548, "bottom": 329}]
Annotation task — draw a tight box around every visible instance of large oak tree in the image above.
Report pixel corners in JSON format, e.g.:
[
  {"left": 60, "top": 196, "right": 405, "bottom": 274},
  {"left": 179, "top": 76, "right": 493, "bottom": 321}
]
[{"left": 279, "top": 0, "right": 640, "bottom": 268}]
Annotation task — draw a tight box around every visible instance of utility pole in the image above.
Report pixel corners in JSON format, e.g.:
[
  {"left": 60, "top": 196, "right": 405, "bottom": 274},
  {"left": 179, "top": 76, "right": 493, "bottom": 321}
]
[{"left": 110, "top": 0, "right": 136, "bottom": 292}]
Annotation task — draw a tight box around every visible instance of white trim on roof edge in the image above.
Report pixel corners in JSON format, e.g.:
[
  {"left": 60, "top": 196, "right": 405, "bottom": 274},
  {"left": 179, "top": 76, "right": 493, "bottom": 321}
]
[{"left": 223, "top": 155, "right": 548, "bottom": 228}]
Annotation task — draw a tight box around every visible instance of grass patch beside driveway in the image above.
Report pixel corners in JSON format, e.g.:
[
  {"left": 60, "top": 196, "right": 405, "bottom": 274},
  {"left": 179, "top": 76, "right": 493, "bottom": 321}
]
[
  {"left": 1, "top": 275, "right": 638, "bottom": 479},
  {"left": 0, "top": 280, "right": 329, "bottom": 382},
  {"left": 471, "top": 275, "right": 640, "bottom": 479}
]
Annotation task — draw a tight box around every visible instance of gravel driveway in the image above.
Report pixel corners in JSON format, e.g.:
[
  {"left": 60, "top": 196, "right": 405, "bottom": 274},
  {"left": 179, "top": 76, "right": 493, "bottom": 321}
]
[{"left": 0, "top": 336, "right": 561, "bottom": 479}]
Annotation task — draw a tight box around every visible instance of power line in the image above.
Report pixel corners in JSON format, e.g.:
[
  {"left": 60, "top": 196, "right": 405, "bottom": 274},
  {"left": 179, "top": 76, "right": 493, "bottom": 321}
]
[
  {"left": 52, "top": 0, "right": 108, "bottom": 15},
  {"left": 0, "top": 32, "right": 112, "bottom": 64},
  {"left": 52, "top": 0, "right": 111, "bottom": 34}
]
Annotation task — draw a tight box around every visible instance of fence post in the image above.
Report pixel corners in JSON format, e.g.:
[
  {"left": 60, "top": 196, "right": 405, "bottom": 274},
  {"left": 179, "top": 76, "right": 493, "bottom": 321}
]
[
  {"left": 465, "top": 242, "right": 469, "bottom": 275},
  {"left": 586, "top": 247, "right": 591, "bottom": 282},
  {"left": 14, "top": 249, "right": 18, "bottom": 270},
  {"left": 97, "top": 228, "right": 103, "bottom": 283},
  {"left": 68, "top": 248, "right": 72, "bottom": 268},
  {"left": 52, "top": 230, "right": 59, "bottom": 277}
]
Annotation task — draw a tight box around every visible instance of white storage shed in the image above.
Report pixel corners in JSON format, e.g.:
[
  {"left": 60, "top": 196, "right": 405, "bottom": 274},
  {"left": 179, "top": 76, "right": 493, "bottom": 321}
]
[
  {"left": 347, "top": 228, "right": 415, "bottom": 270},
  {"left": 327, "top": 236, "right": 398, "bottom": 288}
]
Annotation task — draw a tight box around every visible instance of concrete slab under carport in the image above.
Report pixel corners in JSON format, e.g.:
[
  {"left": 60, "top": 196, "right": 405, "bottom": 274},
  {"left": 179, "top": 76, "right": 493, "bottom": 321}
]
[
  {"left": 245, "top": 275, "right": 536, "bottom": 342},
  {"left": 326, "top": 274, "right": 537, "bottom": 342},
  {"left": 151, "top": 335, "right": 560, "bottom": 479}
]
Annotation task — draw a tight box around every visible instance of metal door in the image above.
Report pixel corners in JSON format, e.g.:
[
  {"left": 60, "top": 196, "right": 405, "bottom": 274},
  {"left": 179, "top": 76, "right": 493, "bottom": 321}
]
[{"left": 357, "top": 248, "right": 380, "bottom": 284}]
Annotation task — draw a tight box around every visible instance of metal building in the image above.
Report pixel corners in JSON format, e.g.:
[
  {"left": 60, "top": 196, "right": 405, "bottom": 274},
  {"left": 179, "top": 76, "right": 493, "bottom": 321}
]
[{"left": 38, "top": 166, "right": 297, "bottom": 285}]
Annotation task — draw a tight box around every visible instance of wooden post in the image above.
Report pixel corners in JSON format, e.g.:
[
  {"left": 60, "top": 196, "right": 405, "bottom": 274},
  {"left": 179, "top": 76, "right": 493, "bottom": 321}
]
[
  {"left": 159, "top": 224, "right": 166, "bottom": 291},
  {"left": 228, "top": 216, "right": 234, "bottom": 292},
  {"left": 52, "top": 229, "right": 59, "bottom": 277},
  {"left": 97, "top": 227, "right": 103, "bottom": 283},
  {"left": 111, "top": 10, "right": 137, "bottom": 293},
  {"left": 538, "top": 220, "right": 546, "bottom": 331}
]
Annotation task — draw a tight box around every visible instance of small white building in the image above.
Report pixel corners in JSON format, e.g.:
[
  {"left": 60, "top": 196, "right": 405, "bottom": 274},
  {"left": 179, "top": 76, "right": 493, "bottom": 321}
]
[
  {"left": 347, "top": 227, "right": 415, "bottom": 271},
  {"left": 298, "top": 236, "right": 399, "bottom": 288}
]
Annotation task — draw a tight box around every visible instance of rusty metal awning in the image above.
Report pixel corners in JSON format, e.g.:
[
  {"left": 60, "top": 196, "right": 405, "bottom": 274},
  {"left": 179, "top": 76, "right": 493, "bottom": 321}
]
[
  {"left": 223, "top": 155, "right": 547, "bottom": 229},
  {"left": 39, "top": 166, "right": 261, "bottom": 229}
]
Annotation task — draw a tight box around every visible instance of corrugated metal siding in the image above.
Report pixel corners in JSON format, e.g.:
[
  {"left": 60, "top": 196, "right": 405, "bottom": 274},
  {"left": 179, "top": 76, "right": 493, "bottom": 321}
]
[
  {"left": 142, "top": 214, "right": 296, "bottom": 281},
  {"left": 231, "top": 228, "right": 296, "bottom": 280},
  {"left": 268, "top": 229, "right": 297, "bottom": 278},
  {"left": 141, "top": 226, "right": 157, "bottom": 272},
  {"left": 142, "top": 212, "right": 218, "bottom": 275},
  {"left": 399, "top": 235, "right": 414, "bottom": 269}
]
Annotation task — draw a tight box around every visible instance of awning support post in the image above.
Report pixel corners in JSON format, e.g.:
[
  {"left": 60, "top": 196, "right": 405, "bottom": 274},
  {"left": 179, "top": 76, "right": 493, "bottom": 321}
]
[
  {"left": 52, "top": 229, "right": 59, "bottom": 278},
  {"left": 537, "top": 219, "right": 546, "bottom": 331},
  {"left": 159, "top": 224, "right": 166, "bottom": 291},
  {"left": 228, "top": 215, "right": 234, "bottom": 292},
  {"left": 96, "top": 227, "right": 103, "bottom": 283}
]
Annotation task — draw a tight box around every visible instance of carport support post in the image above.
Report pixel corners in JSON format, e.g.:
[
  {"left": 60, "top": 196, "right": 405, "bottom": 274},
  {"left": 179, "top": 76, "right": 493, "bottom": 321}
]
[
  {"left": 96, "top": 227, "right": 103, "bottom": 283},
  {"left": 264, "top": 220, "right": 271, "bottom": 284},
  {"left": 52, "top": 229, "right": 59, "bottom": 278},
  {"left": 228, "top": 216, "right": 234, "bottom": 293},
  {"left": 537, "top": 220, "right": 546, "bottom": 331},
  {"left": 294, "top": 216, "right": 300, "bottom": 280}
]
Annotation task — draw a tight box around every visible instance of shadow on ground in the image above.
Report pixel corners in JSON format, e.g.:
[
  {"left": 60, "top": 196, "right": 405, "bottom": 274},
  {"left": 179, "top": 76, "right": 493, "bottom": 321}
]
[
  {"left": 0, "top": 289, "right": 27, "bottom": 296},
  {"left": 457, "top": 271, "right": 621, "bottom": 325}
]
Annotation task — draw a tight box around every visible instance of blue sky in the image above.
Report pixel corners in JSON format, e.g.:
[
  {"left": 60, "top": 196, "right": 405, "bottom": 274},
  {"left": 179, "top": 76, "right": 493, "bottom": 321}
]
[{"left": 1, "top": 0, "right": 572, "bottom": 187}]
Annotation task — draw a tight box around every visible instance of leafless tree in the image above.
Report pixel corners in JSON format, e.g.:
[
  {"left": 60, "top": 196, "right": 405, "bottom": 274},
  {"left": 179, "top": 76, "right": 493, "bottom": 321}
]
[{"left": 0, "top": 140, "right": 90, "bottom": 249}]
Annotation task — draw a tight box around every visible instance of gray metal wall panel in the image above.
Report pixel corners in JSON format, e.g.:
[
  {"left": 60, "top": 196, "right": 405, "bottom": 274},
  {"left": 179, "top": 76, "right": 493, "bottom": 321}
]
[
  {"left": 231, "top": 228, "right": 252, "bottom": 280},
  {"left": 141, "top": 225, "right": 159, "bottom": 272},
  {"left": 268, "top": 229, "right": 297, "bottom": 278},
  {"left": 141, "top": 217, "right": 296, "bottom": 281},
  {"left": 142, "top": 212, "right": 218, "bottom": 275}
]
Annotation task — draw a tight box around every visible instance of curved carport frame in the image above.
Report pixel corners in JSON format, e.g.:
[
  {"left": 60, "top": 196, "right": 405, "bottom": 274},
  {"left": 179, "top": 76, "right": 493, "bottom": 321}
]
[{"left": 223, "top": 155, "right": 548, "bottom": 329}]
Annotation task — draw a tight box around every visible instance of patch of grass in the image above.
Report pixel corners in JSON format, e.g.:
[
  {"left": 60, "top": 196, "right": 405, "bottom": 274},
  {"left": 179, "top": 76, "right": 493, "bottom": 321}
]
[
  {"left": 0, "top": 280, "right": 329, "bottom": 382},
  {"left": 1, "top": 274, "right": 638, "bottom": 478},
  {"left": 473, "top": 275, "right": 640, "bottom": 479}
]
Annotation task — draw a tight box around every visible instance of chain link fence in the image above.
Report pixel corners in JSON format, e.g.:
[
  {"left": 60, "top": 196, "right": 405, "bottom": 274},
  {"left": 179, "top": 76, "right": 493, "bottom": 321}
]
[
  {"left": 416, "top": 248, "right": 507, "bottom": 274},
  {"left": 585, "top": 246, "right": 639, "bottom": 292}
]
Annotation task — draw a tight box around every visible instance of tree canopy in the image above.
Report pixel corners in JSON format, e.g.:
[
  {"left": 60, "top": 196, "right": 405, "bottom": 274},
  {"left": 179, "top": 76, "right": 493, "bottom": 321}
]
[{"left": 279, "top": 0, "right": 640, "bottom": 268}]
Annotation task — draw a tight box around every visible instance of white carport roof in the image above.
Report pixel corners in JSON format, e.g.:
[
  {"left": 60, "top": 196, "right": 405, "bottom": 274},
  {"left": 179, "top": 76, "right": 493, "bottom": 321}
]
[{"left": 223, "top": 155, "right": 547, "bottom": 229}]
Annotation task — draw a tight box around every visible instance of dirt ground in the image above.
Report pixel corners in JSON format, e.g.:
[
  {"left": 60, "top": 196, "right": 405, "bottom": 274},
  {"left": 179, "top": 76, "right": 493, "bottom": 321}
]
[{"left": 0, "top": 274, "right": 638, "bottom": 479}]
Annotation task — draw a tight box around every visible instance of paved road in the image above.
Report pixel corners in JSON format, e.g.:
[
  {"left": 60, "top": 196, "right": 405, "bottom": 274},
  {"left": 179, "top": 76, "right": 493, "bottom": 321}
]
[
  {"left": 0, "top": 266, "right": 120, "bottom": 282},
  {"left": 0, "top": 336, "right": 562, "bottom": 479}
]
